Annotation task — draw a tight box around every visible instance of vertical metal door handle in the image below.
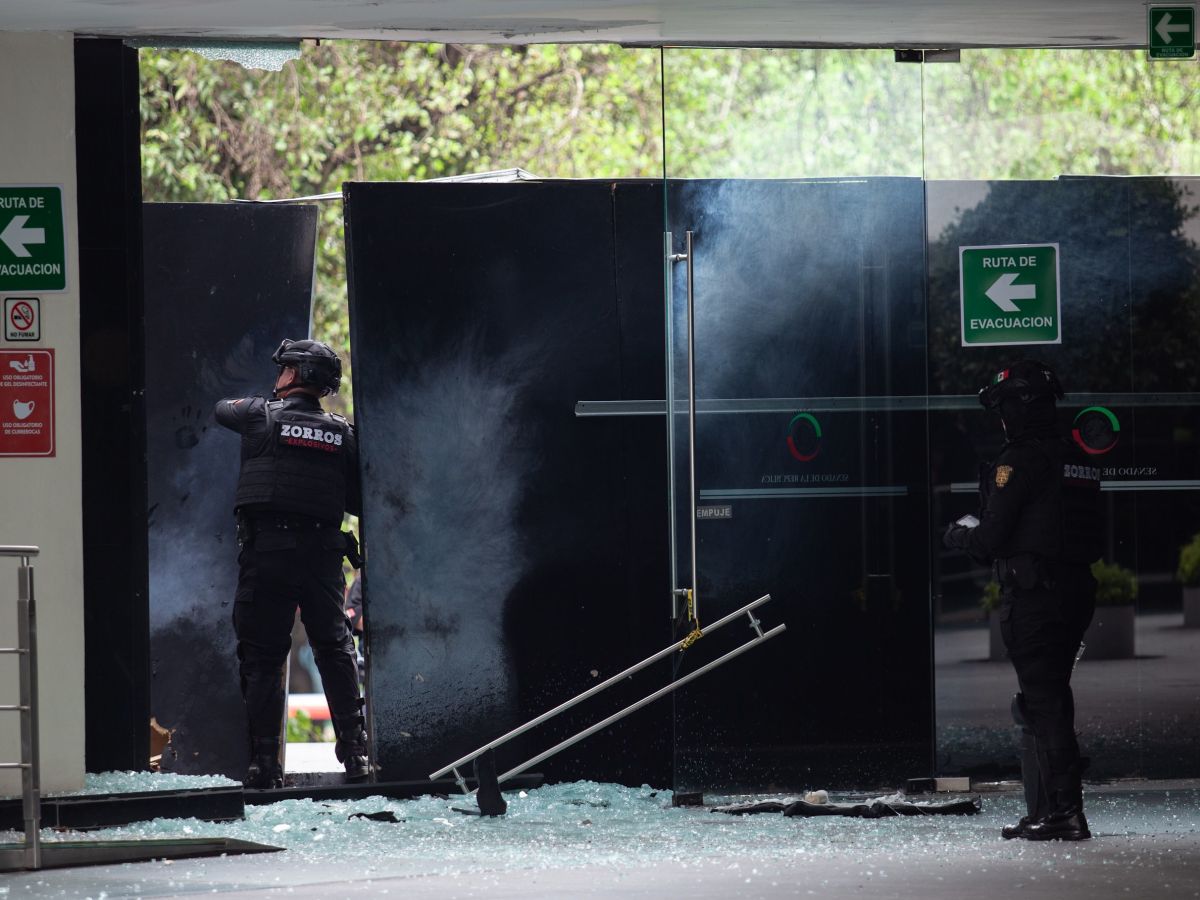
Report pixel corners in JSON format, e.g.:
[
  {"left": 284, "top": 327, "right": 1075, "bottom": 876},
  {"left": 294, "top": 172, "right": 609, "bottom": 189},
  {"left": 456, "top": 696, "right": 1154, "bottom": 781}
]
[{"left": 685, "top": 230, "right": 699, "bottom": 624}]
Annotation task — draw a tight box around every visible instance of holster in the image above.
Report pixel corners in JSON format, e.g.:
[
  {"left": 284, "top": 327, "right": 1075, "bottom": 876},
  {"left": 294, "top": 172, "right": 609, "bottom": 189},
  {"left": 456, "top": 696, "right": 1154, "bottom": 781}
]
[
  {"left": 996, "top": 553, "right": 1048, "bottom": 591},
  {"left": 235, "top": 511, "right": 253, "bottom": 549},
  {"left": 343, "top": 531, "right": 363, "bottom": 569}
]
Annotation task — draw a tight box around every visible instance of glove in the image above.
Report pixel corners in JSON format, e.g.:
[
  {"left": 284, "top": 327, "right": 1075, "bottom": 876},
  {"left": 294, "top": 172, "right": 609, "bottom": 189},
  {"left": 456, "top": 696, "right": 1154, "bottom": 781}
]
[{"left": 943, "top": 524, "right": 970, "bottom": 550}]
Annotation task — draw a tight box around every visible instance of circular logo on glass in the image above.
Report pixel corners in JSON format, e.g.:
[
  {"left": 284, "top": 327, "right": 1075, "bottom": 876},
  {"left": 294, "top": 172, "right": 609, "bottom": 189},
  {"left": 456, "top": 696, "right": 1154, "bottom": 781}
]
[
  {"left": 1072, "top": 406, "right": 1120, "bottom": 456},
  {"left": 787, "top": 412, "right": 823, "bottom": 462}
]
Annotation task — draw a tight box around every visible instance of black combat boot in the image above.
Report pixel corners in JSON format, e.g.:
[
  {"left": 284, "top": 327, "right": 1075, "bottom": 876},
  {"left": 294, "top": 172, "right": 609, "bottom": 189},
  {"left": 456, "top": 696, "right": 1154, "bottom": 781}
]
[
  {"left": 1002, "top": 816, "right": 1039, "bottom": 840},
  {"left": 244, "top": 737, "right": 283, "bottom": 790},
  {"left": 1026, "top": 752, "right": 1090, "bottom": 841},
  {"left": 1025, "top": 805, "right": 1090, "bottom": 841},
  {"left": 1003, "top": 700, "right": 1050, "bottom": 840},
  {"left": 334, "top": 716, "right": 370, "bottom": 783}
]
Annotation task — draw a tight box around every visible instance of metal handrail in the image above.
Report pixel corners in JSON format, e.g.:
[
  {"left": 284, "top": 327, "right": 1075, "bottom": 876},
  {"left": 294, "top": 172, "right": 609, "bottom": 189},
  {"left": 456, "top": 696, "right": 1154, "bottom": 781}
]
[
  {"left": 0, "top": 545, "right": 40, "bottom": 870},
  {"left": 429, "top": 594, "right": 774, "bottom": 782},
  {"left": 430, "top": 594, "right": 784, "bottom": 797},
  {"left": 497, "top": 623, "right": 786, "bottom": 786}
]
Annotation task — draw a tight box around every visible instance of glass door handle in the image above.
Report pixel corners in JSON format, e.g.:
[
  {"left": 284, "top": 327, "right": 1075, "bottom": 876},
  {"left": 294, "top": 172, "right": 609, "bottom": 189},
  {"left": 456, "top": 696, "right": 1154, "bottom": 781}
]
[
  {"left": 666, "top": 232, "right": 701, "bottom": 627},
  {"left": 683, "top": 231, "right": 699, "bottom": 626}
]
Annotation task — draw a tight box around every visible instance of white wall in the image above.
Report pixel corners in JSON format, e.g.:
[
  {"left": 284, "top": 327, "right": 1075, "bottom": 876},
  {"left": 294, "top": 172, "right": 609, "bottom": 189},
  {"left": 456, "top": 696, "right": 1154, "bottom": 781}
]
[{"left": 0, "top": 31, "right": 85, "bottom": 795}]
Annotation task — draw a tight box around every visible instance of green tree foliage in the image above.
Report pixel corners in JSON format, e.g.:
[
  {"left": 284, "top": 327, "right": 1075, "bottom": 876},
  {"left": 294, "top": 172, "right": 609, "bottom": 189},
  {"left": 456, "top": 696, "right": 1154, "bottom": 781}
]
[
  {"left": 143, "top": 42, "right": 665, "bottom": 198},
  {"left": 922, "top": 50, "right": 1200, "bottom": 179},
  {"left": 661, "top": 48, "right": 924, "bottom": 178},
  {"left": 141, "top": 42, "right": 1200, "bottom": 414},
  {"left": 141, "top": 42, "right": 663, "bottom": 413},
  {"left": 663, "top": 48, "right": 1200, "bottom": 180}
]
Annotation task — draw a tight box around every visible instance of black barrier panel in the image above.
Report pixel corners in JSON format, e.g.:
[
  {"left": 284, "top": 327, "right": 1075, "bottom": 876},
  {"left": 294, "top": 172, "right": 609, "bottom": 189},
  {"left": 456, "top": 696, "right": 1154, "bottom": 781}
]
[
  {"left": 346, "top": 179, "right": 934, "bottom": 791},
  {"left": 348, "top": 175, "right": 1200, "bottom": 791},
  {"left": 930, "top": 177, "right": 1200, "bottom": 781},
  {"left": 345, "top": 181, "right": 673, "bottom": 786},
  {"left": 666, "top": 179, "right": 934, "bottom": 790},
  {"left": 1115, "top": 177, "right": 1200, "bottom": 778},
  {"left": 144, "top": 203, "right": 316, "bottom": 777}
]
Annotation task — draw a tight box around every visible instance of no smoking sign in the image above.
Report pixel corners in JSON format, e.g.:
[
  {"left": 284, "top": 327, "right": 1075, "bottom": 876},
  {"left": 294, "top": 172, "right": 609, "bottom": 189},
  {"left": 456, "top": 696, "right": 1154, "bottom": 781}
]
[{"left": 4, "top": 297, "right": 40, "bottom": 341}]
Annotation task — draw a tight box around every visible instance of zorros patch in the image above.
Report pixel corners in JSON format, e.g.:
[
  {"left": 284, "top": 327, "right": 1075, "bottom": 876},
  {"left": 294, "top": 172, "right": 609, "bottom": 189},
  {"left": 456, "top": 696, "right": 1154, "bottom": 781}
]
[
  {"left": 994, "top": 464, "right": 1013, "bottom": 488},
  {"left": 1062, "top": 462, "right": 1102, "bottom": 484},
  {"left": 279, "top": 421, "right": 343, "bottom": 452}
]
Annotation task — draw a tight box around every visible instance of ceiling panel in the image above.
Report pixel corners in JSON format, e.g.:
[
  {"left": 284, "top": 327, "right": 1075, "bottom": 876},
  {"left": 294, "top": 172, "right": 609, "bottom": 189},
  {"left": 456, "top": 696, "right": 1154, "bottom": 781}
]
[{"left": 0, "top": 0, "right": 1155, "bottom": 48}]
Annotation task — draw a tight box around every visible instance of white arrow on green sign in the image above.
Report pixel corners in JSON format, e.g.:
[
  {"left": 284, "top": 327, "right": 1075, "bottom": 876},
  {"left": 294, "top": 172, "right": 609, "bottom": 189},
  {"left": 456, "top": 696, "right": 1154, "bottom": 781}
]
[
  {"left": 959, "top": 243, "right": 1061, "bottom": 347},
  {"left": 0, "top": 185, "right": 66, "bottom": 293},
  {"left": 1149, "top": 6, "right": 1196, "bottom": 59}
]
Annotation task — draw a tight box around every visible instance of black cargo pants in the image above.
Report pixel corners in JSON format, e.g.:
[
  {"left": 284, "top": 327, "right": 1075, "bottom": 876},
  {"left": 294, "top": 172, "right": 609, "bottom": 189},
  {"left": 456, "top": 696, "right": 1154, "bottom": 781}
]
[
  {"left": 232, "top": 521, "right": 360, "bottom": 741},
  {"left": 998, "top": 562, "right": 1096, "bottom": 806}
]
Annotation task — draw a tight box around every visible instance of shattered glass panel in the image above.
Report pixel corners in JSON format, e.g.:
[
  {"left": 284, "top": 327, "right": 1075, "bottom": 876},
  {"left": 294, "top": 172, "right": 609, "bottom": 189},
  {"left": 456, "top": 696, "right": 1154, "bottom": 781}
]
[
  {"left": 2, "top": 780, "right": 1198, "bottom": 895},
  {"left": 44, "top": 772, "right": 239, "bottom": 798}
]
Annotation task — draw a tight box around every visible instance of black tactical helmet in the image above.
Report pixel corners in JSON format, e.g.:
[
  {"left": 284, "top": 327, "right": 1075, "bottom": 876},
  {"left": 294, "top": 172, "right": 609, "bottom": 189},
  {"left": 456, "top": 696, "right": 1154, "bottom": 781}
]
[
  {"left": 272, "top": 339, "right": 342, "bottom": 396},
  {"left": 978, "top": 359, "right": 1063, "bottom": 411}
]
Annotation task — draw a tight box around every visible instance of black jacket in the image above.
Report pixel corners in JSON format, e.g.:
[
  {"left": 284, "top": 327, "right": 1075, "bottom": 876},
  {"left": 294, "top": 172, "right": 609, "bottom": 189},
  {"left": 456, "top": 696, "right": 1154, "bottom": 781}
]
[{"left": 952, "top": 426, "right": 1101, "bottom": 567}]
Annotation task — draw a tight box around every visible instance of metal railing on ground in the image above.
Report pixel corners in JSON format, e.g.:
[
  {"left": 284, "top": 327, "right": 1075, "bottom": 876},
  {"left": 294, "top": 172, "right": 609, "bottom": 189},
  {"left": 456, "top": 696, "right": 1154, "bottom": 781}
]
[{"left": 430, "top": 593, "right": 784, "bottom": 796}]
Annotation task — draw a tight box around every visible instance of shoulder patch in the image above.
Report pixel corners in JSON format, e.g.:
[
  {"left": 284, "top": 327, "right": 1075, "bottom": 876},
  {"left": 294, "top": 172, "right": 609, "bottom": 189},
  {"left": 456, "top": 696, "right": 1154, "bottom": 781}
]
[{"left": 995, "top": 464, "right": 1013, "bottom": 488}]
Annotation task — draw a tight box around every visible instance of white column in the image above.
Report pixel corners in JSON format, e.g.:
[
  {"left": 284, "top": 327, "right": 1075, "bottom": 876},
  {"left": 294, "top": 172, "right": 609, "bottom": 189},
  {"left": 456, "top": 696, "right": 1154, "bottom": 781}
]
[{"left": 0, "top": 31, "right": 85, "bottom": 795}]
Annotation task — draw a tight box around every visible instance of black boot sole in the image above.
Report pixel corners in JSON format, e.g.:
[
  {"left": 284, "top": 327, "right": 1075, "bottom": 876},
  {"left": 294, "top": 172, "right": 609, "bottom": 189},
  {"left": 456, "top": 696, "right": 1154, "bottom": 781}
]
[{"left": 1027, "top": 830, "right": 1091, "bottom": 841}]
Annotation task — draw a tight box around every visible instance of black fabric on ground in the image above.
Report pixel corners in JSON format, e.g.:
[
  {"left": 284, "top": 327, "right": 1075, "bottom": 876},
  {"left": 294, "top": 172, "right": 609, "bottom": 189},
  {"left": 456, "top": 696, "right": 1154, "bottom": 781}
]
[
  {"left": 710, "top": 800, "right": 789, "bottom": 815},
  {"left": 474, "top": 748, "right": 508, "bottom": 817},
  {"left": 712, "top": 797, "right": 982, "bottom": 818},
  {"left": 784, "top": 797, "right": 981, "bottom": 818},
  {"left": 348, "top": 811, "right": 402, "bottom": 823}
]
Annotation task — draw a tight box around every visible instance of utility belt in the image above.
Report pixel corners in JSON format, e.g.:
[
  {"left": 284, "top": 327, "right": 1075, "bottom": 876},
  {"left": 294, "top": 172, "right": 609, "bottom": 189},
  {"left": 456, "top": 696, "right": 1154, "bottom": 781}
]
[
  {"left": 994, "top": 554, "right": 1091, "bottom": 592},
  {"left": 243, "top": 512, "right": 339, "bottom": 533},
  {"left": 994, "top": 554, "right": 1052, "bottom": 592},
  {"left": 236, "top": 510, "right": 362, "bottom": 569}
]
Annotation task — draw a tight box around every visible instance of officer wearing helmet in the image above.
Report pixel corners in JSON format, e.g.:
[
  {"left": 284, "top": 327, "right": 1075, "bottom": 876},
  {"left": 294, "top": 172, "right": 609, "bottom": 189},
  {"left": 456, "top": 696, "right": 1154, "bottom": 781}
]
[
  {"left": 943, "top": 359, "right": 1101, "bottom": 841},
  {"left": 215, "top": 339, "right": 368, "bottom": 789}
]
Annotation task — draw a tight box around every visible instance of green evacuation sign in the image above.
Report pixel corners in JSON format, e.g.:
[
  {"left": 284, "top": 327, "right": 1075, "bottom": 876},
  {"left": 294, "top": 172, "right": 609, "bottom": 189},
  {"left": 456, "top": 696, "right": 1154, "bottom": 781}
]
[
  {"left": 959, "top": 243, "right": 1061, "bottom": 347},
  {"left": 1149, "top": 6, "right": 1196, "bottom": 59},
  {"left": 0, "top": 186, "right": 66, "bottom": 293}
]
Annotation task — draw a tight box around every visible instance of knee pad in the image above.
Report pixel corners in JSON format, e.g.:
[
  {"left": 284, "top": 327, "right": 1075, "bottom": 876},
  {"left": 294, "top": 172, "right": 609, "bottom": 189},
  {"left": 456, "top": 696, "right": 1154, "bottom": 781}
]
[{"left": 311, "top": 632, "right": 356, "bottom": 662}]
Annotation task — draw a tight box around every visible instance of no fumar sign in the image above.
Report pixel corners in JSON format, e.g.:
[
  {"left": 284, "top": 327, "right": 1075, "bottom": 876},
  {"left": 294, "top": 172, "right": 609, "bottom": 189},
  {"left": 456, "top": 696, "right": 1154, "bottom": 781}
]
[
  {"left": 0, "top": 185, "right": 66, "bottom": 293},
  {"left": 959, "top": 243, "right": 1061, "bottom": 347}
]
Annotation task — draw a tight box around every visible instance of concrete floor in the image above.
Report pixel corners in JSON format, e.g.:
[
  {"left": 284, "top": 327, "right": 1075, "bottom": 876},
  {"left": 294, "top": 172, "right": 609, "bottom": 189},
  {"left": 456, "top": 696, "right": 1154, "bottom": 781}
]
[
  {"left": 282, "top": 739, "right": 339, "bottom": 773},
  {"left": 4, "top": 784, "right": 1198, "bottom": 898},
  {"left": 6, "top": 615, "right": 1197, "bottom": 897}
]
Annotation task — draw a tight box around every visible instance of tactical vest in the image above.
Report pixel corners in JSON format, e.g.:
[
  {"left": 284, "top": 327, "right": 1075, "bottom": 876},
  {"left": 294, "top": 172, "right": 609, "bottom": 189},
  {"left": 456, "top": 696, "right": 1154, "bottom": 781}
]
[
  {"left": 234, "top": 399, "right": 352, "bottom": 523},
  {"left": 1056, "top": 440, "right": 1103, "bottom": 564},
  {"left": 983, "top": 437, "right": 1101, "bottom": 564}
]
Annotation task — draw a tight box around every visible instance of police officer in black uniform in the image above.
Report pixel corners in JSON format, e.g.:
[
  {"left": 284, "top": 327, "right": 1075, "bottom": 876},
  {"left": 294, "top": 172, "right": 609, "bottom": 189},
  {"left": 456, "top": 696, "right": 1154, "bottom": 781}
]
[
  {"left": 943, "top": 360, "right": 1101, "bottom": 841},
  {"left": 215, "top": 339, "right": 368, "bottom": 789}
]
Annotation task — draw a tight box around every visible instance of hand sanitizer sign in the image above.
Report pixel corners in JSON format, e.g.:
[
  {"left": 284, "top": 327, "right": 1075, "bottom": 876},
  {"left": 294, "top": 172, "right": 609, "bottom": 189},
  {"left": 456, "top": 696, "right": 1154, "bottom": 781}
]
[{"left": 0, "top": 348, "right": 54, "bottom": 456}]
